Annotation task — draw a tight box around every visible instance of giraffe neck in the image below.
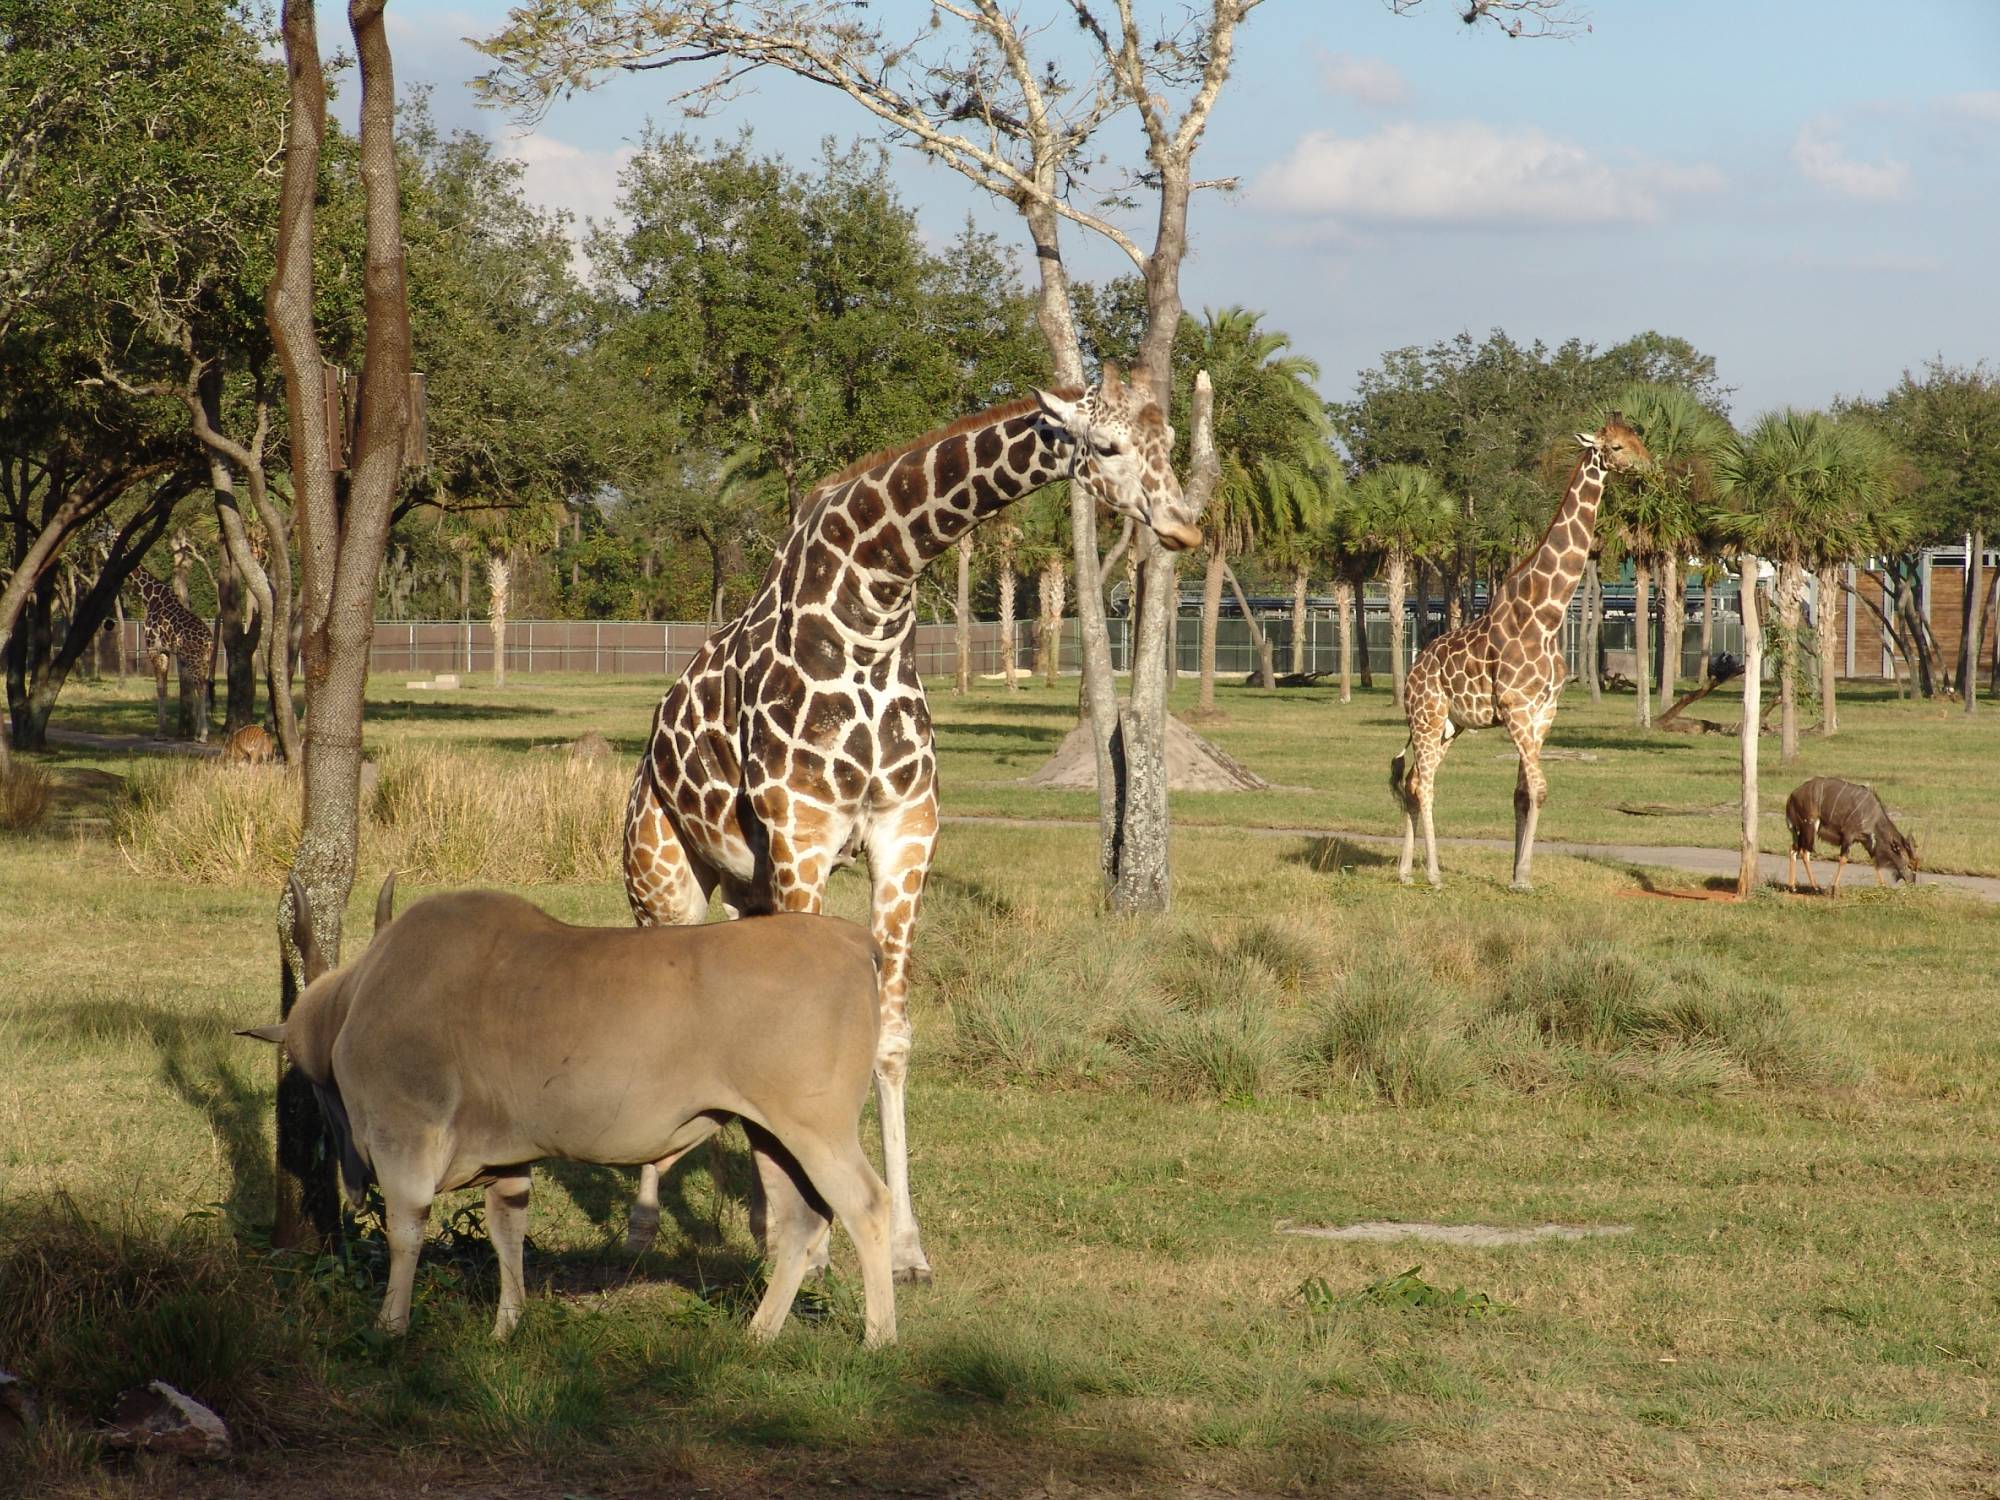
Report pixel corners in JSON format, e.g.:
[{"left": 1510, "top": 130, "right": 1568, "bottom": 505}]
[
  {"left": 1494, "top": 453, "right": 1606, "bottom": 631},
  {"left": 784, "top": 399, "right": 1068, "bottom": 639}
]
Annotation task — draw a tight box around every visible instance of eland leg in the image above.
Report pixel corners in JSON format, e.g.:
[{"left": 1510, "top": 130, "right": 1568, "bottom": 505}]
[
  {"left": 485, "top": 1167, "right": 532, "bottom": 1338},
  {"left": 742, "top": 1124, "right": 832, "bottom": 1344}
]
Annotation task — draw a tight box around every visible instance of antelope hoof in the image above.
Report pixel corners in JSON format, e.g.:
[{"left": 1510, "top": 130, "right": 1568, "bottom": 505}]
[
  {"left": 624, "top": 1205, "right": 661, "bottom": 1253},
  {"left": 491, "top": 1307, "right": 522, "bottom": 1340},
  {"left": 893, "top": 1264, "right": 933, "bottom": 1286},
  {"left": 1510, "top": 879, "right": 1534, "bottom": 893}
]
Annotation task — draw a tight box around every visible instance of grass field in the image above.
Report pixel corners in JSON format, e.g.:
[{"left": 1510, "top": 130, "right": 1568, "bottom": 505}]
[{"left": 3, "top": 670, "right": 1997, "bottom": 1498}]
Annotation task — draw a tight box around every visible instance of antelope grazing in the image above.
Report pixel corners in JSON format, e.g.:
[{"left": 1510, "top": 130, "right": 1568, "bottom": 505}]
[
  {"left": 1785, "top": 777, "right": 1919, "bottom": 894},
  {"left": 241, "top": 875, "right": 896, "bottom": 1345}
]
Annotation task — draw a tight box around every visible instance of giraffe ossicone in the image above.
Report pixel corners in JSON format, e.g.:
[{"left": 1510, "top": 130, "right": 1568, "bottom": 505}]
[
  {"left": 1389, "top": 414, "right": 1652, "bottom": 891},
  {"left": 620, "top": 368, "right": 1200, "bottom": 1281}
]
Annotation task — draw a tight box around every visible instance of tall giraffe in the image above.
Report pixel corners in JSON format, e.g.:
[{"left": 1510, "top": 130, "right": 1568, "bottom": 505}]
[
  {"left": 127, "top": 569, "right": 214, "bottom": 744},
  {"left": 1390, "top": 415, "right": 1652, "bottom": 890},
  {"left": 622, "top": 367, "right": 1201, "bottom": 1280}
]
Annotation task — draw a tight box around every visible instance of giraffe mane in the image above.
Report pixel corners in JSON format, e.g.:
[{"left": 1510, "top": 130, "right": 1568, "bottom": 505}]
[{"left": 803, "top": 390, "right": 1084, "bottom": 499}]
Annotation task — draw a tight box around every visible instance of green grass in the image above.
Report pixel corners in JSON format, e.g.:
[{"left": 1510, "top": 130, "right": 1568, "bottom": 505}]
[{"left": 2, "top": 670, "right": 1998, "bottom": 1496}]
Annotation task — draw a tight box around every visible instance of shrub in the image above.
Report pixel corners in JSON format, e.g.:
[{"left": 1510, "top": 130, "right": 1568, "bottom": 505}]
[
  {"left": 114, "top": 760, "right": 299, "bottom": 882},
  {"left": 1298, "top": 959, "right": 1479, "bottom": 1106}
]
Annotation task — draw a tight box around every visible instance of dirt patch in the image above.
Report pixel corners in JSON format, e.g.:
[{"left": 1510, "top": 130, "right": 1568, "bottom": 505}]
[
  {"left": 1280, "top": 1220, "right": 1634, "bottom": 1247},
  {"left": 1027, "top": 716, "right": 1268, "bottom": 792}
]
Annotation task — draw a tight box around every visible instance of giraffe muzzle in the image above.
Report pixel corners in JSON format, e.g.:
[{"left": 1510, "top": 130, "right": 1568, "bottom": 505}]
[{"left": 1153, "top": 518, "right": 1203, "bottom": 552}]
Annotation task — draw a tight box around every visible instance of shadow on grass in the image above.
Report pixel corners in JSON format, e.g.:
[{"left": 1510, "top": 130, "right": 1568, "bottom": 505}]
[
  {"left": 470, "top": 732, "right": 650, "bottom": 758},
  {"left": 20, "top": 1001, "right": 273, "bottom": 1227},
  {"left": 935, "top": 721, "right": 1065, "bottom": 747},
  {"left": 363, "top": 699, "right": 558, "bottom": 724},
  {"left": 1284, "top": 835, "right": 1396, "bottom": 873},
  {"left": 1550, "top": 727, "right": 1701, "bottom": 754}
]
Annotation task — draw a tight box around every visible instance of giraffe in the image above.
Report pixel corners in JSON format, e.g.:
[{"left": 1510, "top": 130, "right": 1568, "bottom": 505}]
[
  {"left": 622, "top": 367, "right": 1201, "bottom": 1281},
  {"left": 1390, "top": 414, "right": 1652, "bottom": 891},
  {"left": 127, "top": 569, "right": 214, "bottom": 744}
]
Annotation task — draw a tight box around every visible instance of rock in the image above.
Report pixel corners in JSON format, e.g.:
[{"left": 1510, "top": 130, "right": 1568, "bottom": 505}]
[
  {"left": 104, "top": 1381, "right": 231, "bottom": 1461},
  {"left": 567, "top": 729, "right": 613, "bottom": 762},
  {"left": 0, "top": 1369, "right": 38, "bottom": 1450}
]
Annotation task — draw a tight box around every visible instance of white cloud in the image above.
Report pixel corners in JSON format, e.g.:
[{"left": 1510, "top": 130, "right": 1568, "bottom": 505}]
[
  {"left": 500, "top": 132, "right": 637, "bottom": 232},
  {"left": 1317, "top": 52, "right": 1409, "bottom": 110},
  {"left": 1940, "top": 91, "right": 2000, "bottom": 125},
  {"left": 1251, "top": 122, "right": 1722, "bottom": 226},
  {"left": 1790, "top": 117, "right": 1910, "bottom": 200}
]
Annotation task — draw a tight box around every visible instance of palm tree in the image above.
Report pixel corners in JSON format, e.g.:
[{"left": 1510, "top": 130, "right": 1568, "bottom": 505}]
[
  {"left": 1320, "top": 499, "right": 1382, "bottom": 703},
  {"left": 1715, "top": 410, "right": 1894, "bottom": 760},
  {"left": 1602, "top": 385, "right": 1731, "bottom": 723},
  {"left": 1350, "top": 464, "right": 1454, "bottom": 709},
  {"left": 1187, "top": 308, "right": 1339, "bottom": 713}
]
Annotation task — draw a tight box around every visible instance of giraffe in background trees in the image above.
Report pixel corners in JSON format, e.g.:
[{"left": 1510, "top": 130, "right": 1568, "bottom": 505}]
[
  {"left": 127, "top": 569, "right": 213, "bottom": 743},
  {"left": 1390, "top": 416, "right": 1653, "bottom": 890},
  {"left": 621, "top": 367, "right": 1201, "bottom": 1281}
]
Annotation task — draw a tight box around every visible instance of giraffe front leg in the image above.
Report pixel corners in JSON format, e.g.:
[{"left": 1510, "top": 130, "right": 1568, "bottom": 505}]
[
  {"left": 153, "top": 655, "right": 171, "bottom": 740},
  {"left": 621, "top": 764, "right": 719, "bottom": 1252},
  {"left": 867, "top": 796, "right": 938, "bottom": 1285}
]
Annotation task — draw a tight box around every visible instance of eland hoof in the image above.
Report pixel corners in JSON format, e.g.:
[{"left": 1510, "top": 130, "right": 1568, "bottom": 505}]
[
  {"left": 623, "top": 1207, "right": 661, "bottom": 1254},
  {"left": 1509, "top": 879, "right": 1534, "bottom": 893},
  {"left": 893, "top": 1264, "right": 933, "bottom": 1286}
]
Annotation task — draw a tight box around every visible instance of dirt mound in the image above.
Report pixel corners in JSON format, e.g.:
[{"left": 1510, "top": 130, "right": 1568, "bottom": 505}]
[{"left": 1026, "top": 715, "right": 1268, "bottom": 792}]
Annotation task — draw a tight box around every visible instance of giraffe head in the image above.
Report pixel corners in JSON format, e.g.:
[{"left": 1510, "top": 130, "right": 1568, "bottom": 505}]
[
  {"left": 1034, "top": 365, "right": 1202, "bottom": 552},
  {"left": 1576, "top": 412, "right": 1653, "bottom": 475}
]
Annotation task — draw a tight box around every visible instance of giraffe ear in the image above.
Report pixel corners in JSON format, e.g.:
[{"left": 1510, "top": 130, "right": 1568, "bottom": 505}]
[
  {"left": 1100, "top": 362, "right": 1125, "bottom": 399},
  {"left": 1035, "top": 387, "right": 1085, "bottom": 433},
  {"left": 1576, "top": 432, "right": 1599, "bottom": 449}
]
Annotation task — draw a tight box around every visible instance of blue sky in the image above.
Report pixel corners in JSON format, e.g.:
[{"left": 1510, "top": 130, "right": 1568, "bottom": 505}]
[{"left": 367, "top": 1, "right": 2000, "bottom": 419}]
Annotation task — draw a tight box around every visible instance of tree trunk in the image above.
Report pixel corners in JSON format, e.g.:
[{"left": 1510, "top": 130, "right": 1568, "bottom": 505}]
[
  {"left": 1660, "top": 552, "right": 1682, "bottom": 695},
  {"left": 1635, "top": 559, "right": 1655, "bottom": 726},
  {"left": 268, "top": 0, "right": 410, "bottom": 1252},
  {"left": 1989, "top": 570, "right": 1999, "bottom": 697},
  {"left": 1039, "top": 555, "right": 1065, "bottom": 686},
  {"left": 1386, "top": 550, "right": 1408, "bottom": 710},
  {"left": 1289, "top": 563, "right": 1308, "bottom": 677},
  {"left": 1583, "top": 558, "right": 1602, "bottom": 702},
  {"left": 1701, "top": 570, "right": 1715, "bottom": 673},
  {"left": 171, "top": 553, "right": 208, "bottom": 743},
  {"left": 1335, "top": 577, "right": 1354, "bottom": 703},
  {"left": 1224, "top": 561, "right": 1276, "bottom": 690},
  {"left": 1816, "top": 564, "right": 1840, "bottom": 736},
  {"left": 999, "top": 556, "right": 1018, "bottom": 690},
  {"left": 488, "top": 551, "right": 510, "bottom": 688},
  {"left": 1775, "top": 557, "right": 1803, "bottom": 762},
  {"left": 1197, "top": 543, "right": 1225, "bottom": 713},
  {"left": 1737, "top": 554, "right": 1763, "bottom": 899},
  {"left": 1966, "top": 530, "right": 1985, "bottom": 716},
  {"left": 218, "top": 546, "right": 260, "bottom": 733},
  {"left": 953, "top": 534, "right": 972, "bottom": 696}
]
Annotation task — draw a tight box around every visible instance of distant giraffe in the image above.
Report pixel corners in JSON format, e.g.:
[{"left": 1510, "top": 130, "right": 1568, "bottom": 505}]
[
  {"left": 128, "top": 569, "right": 213, "bottom": 743},
  {"left": 621, "top": 367, "right": 1202, "bottom": 1280},
  {"left": 1390, "top": 415, "right": 1653, "bottom": 890}
]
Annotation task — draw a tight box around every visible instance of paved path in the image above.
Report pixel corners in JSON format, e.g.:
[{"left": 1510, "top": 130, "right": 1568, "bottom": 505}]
[{"left": 941, "top": 814, "right": 2000, "bottom": 904}]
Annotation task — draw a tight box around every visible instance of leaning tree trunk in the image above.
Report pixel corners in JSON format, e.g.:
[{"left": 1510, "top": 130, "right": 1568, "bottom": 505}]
[
  {"left": 268, "top": 0, "right": 411, "bottom": 1251},
  {"left": 1197, "top": 543, "right": 1226, "bottom": 713},
  {"left": 1966, "top": 529, "right": 1985, "bottom": 717},
  {"left": 1290, "top": 562, "right": 1308, "bottom": 677},
  {"left": 1386, "top": 551, "right": 1409, "bottom": 710},
  {"left": 1775, "top": 557, "right": 1804, "bottom": 762},
  {"left": 953, "top": 534, "right": 972, "bottom": 696},
  {"left": 999, "top": 555, "right": 1018, "bottom": 690},
  {"left": 487, "top": 551, "right": 510, "bottom": 689},
  {"left": 1223, "top": 560, "right": 1277, "bottom": 691},
  {"left": 1633, "top": 557, "right": 1652, "bottom": 728},
  {"left": 1816, "top": 564, "right": 1840, "bottom": 736},
  {"left": 171, "top": 553, "right": 209, "bottom": 743},
  {"left": 1335, "top": 577, "right": 1355, "bottom": 703},
  {"left": 1737, "top": 554, "right": 1764, "bottom": 900}
]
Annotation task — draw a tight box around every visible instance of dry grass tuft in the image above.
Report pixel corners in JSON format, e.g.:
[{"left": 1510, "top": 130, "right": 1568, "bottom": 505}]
[
  {"left": 0, "top": 761, "right": 54, "bottom": 832},
  {"left": 113, "top": 749, "right": 627, "bottom": 887}
]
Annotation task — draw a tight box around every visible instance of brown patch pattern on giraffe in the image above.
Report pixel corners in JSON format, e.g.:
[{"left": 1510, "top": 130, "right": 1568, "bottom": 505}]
[
  {"left": 1389, "top": 415, "right": 1652, "bottom": 890},
  {"left": 620, "top": 370, "right": 1202, "bottom": 1280}
]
